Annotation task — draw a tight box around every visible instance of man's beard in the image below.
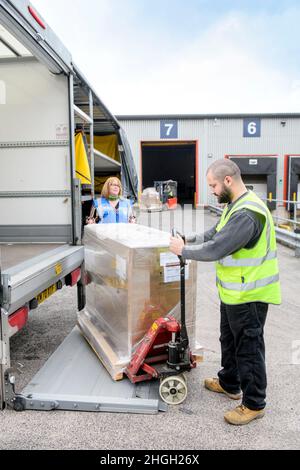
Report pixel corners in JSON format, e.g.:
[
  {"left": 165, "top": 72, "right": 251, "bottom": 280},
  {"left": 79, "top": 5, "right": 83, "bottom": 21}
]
[{"left": 216, "top": 185, "right": 233, "bottom": 204}]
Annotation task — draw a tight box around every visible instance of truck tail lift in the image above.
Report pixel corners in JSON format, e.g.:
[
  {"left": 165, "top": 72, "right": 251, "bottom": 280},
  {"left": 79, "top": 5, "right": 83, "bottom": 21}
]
[{"left": 125, "top": 229, "right": 196, "bottom": 405}]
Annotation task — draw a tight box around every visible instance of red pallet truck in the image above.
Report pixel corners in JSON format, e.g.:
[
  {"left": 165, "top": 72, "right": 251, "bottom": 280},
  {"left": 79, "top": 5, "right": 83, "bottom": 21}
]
[{"left": 125, "top": 229, "right": 196, "bottom": 405}]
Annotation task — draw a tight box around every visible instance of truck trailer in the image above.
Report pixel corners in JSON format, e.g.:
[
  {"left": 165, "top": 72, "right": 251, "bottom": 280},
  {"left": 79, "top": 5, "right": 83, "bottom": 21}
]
[{"left": 0, "top": 0, "right": 164, "bottom": 414}]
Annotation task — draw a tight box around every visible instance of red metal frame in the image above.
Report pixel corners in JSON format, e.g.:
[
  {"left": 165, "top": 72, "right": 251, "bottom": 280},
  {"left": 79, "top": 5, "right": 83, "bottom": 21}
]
[
  {"left": 139, "top": 140, "right": 143, "bottom": 196},
  {"left": 195, "top": 140, "right": 199, "bottom": 206},
  {"left": 125, "top": 316, "right": 180, "bottom": 383},
  {"left": 167, "top": 197, "right": 177, "bottom": 209},
  {"left": 225, "top": 154, "right": 277, "bottom": 159},
  {"left": 283, "top": 154, "right": 300, "bottom": 207}
]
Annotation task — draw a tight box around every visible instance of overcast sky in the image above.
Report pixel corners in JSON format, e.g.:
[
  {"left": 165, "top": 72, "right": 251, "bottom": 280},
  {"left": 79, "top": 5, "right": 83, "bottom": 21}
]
[{"left": 33, "top": 0, "right": 300, "bottom": 115}]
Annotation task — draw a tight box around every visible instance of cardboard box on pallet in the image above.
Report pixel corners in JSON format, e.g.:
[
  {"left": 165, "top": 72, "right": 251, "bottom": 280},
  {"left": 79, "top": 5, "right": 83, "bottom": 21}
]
[{"left": 78, "top": 224, "right": 199, "bottom": 380}]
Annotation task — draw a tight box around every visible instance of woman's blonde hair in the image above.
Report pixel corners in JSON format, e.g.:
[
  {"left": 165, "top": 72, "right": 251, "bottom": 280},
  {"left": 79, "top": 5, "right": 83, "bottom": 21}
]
[{"left": 101, "top": 176, "right": 123, "bottom": 199}]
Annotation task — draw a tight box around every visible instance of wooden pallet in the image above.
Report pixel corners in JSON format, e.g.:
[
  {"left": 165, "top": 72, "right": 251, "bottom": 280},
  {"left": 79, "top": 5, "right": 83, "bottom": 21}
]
[{"left": 77, "top": 315, "right": 124, "bottom": 381}]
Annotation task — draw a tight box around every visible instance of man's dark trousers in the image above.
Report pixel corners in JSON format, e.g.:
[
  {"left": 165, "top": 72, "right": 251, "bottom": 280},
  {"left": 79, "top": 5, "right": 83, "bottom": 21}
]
[{"left": 218, "top": 301, "right": 268, "bottom": 410}]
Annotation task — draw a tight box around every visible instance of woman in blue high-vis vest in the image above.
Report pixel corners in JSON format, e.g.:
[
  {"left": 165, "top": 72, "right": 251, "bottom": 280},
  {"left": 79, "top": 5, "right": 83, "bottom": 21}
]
[{"left": 87, "top": 177, "right": 135, "bottom": 224}]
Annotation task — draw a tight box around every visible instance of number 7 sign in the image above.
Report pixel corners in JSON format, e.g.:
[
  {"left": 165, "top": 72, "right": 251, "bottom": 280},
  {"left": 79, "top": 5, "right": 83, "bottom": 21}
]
[{"left": 160, "top": 120, "right": 178, "bottom": 139}]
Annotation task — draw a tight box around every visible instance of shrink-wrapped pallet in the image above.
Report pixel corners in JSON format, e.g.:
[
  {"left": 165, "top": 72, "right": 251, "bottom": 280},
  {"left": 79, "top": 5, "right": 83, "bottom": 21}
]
[
  {"left": 139, "top": 187, "right": 162, "bottom": 211},
  {"left": 78, "top": 223, "right": 198, "bottom": 380}
]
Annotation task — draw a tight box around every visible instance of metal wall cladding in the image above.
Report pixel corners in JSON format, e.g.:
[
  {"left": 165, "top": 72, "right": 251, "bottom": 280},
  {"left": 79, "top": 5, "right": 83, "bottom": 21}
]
[{"left": 119, "top": 117, "right": 300, "bottom": 204}]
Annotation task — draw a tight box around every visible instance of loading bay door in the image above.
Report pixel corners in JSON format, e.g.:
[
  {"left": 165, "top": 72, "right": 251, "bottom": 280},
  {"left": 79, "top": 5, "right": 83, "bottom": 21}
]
[
  {"left": 288, "top": 156, "right": 300, "bottom": 210},
  {"left": 141, "top": 142, "right": 196, "bottom": 205},
  {"left": 228, "top": 156, "right": 277, "bottom": 210}
]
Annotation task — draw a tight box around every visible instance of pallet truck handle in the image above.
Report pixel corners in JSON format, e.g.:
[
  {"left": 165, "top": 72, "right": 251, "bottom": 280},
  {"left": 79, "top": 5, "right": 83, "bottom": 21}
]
[
  {"left": 171, "top": 228, "right": 185, "bottom": 264},
  {"left": 171, "top": 228, "right": 188, "bottom": 345}
]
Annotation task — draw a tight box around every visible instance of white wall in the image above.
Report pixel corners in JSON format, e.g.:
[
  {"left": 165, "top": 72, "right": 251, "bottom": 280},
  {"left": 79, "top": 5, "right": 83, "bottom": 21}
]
[{"left": 0, "top": 59, "right": 72, "bottom": 226}]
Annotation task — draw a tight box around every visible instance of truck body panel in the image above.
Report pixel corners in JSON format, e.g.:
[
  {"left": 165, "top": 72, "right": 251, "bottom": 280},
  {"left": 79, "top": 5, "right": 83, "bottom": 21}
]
[{"left": 0, "top": 0, "right": 142, "bottom": 412}]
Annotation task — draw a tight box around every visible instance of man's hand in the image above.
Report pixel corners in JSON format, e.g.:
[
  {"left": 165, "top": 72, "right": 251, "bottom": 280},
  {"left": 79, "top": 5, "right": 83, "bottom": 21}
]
[{"left": 170, "top": 235, "right": 185, "bottom": 256}]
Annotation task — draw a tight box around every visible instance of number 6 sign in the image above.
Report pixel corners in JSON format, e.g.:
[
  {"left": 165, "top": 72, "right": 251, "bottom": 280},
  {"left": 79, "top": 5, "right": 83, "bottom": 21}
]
[{"left": 243, "top": 118, "right": 261, "bottom": 137}]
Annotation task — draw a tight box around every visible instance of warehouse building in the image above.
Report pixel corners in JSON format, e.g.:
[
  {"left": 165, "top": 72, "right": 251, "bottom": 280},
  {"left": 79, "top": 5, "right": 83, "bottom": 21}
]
[{"left": 117, "top": 114, "right": 300, "bottom": 213}]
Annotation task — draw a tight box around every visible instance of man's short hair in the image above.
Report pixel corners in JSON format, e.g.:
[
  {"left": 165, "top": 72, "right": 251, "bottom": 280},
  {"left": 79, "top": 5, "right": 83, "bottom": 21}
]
[{"left": 207, "top": 159, "right": 241, "bottom": 181}]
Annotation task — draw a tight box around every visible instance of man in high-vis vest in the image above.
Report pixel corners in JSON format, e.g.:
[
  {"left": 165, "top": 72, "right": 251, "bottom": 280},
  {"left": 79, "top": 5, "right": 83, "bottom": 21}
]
[{"left": 170, "top": 159, "right": 281, "bottom": 425}]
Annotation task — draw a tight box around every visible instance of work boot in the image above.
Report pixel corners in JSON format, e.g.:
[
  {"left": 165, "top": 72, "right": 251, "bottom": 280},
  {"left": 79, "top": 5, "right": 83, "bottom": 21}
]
[
  {"left": 204, "top": 377, "right": 242, "bottom": 400},
  {"left": 224, "top": 404, "right": 265, "bottom": 425}
]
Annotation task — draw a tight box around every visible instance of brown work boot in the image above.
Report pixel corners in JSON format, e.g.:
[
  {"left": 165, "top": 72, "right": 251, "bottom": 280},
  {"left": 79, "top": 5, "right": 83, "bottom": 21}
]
[
  {"left": 204, "top": 377, "right": 242, "bottom": 400},
  {"left": 224, "top": 404, "right": 265, "bottom": 425}
]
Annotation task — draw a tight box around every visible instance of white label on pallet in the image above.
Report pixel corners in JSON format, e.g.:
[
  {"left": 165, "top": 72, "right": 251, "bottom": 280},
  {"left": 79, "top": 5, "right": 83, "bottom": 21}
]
[
  {"left": 163, "top": 264, "right": 189, "bottom": 283},
  {"left": 160, "top": 251, "right": 179, "bottom": 266}
]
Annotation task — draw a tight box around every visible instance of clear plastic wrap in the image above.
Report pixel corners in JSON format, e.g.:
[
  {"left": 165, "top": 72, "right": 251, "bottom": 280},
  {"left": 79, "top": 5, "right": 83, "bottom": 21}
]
[
  {"left": 78, "top": 224, "right": 198, "bottom": 379},
  {"left": 139, "top": 187, "right": 162, "bottom": 211}
]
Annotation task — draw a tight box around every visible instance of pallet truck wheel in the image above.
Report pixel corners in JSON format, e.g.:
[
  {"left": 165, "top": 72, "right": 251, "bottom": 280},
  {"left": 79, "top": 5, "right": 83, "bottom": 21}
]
[{"left": 159, "top": 375, "right": 188, "bottom": 405}]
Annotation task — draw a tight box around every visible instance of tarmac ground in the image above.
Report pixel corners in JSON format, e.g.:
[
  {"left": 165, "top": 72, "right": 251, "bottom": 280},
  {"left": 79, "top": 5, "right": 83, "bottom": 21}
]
[{"left": 1, "top": 210, "right": 300, "bottom": 450}]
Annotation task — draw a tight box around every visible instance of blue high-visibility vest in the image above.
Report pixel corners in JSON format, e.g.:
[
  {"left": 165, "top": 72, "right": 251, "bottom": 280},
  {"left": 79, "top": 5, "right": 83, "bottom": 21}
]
[{"left": 94, "top": 197, "right": 132, "bottom": 223}]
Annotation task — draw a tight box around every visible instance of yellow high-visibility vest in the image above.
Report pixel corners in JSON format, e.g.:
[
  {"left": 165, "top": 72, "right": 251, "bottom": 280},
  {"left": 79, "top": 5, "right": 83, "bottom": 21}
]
[{"left": 216, "top": 191, "right": 281, "bottom": 305}]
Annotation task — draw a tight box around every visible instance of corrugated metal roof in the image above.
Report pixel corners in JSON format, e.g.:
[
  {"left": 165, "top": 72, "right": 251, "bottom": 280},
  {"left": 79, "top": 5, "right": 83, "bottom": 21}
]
[{"left": 117, "top": 113, "right": 300, "bottom": 120}]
